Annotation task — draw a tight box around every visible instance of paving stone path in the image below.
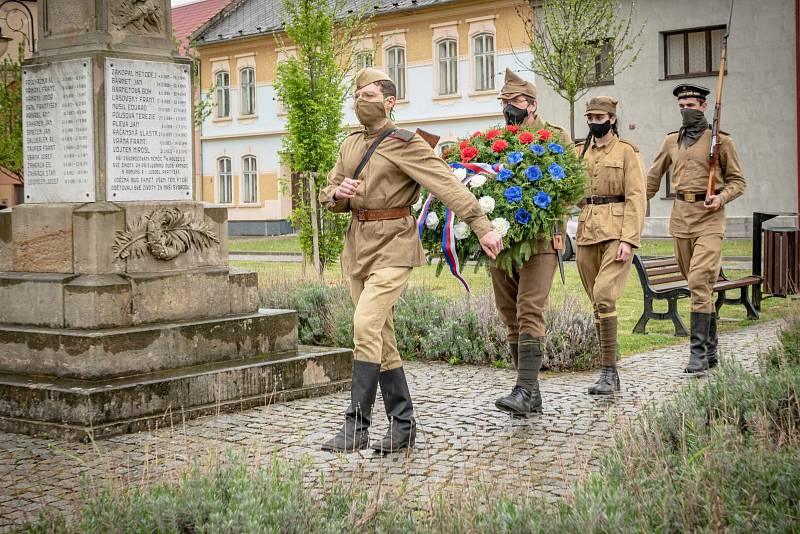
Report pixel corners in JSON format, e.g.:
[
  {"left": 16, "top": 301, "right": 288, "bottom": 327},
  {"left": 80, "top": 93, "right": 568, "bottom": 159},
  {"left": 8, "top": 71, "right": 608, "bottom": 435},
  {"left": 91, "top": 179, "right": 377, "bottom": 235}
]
[{"left": 0, "top": 321, "right": 781, "bottom": 531}]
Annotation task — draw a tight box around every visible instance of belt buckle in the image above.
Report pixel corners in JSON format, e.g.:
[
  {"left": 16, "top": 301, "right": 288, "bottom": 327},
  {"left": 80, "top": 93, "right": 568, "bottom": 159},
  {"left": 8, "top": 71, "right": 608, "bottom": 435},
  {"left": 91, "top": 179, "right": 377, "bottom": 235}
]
[
  {"left": 357, "top": 209, "right": 367, "bottom": 221},
  {"left": 589, "top": 195, "right": 599, "bottom": 204},
  {"left": 684, "top": 193, "right": 696, "bottom": 203}
]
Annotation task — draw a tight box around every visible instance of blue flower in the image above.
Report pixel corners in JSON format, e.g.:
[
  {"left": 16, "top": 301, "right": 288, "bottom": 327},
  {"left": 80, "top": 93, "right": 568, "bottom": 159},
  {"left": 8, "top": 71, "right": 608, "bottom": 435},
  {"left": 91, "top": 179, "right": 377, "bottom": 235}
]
[
  {"left": 496, "top": 168, "right": 514, "bottom": 182},
  {"left": 504, "top": 186, "right": 523, "bottom": 203},
  {"left": 547, "top": 162, "right": 566, "bottom": 180},
  {"left": 524, "top": 165, "right": 542, "bottom": 182},
  {"left": 548, "top": 142, "right": 565, "bottom": 154},
  {"left": 534, "top": 191, "right": 552, "bottom": 209},
  {"left": 514, "top": 208, "right": 532, "bottom": 225},
  {"left": 529, "top": 144, "right": 546, "bottom": 156},
  {"left": 507, "top": 151, "right": 524, "bottom": 165}
]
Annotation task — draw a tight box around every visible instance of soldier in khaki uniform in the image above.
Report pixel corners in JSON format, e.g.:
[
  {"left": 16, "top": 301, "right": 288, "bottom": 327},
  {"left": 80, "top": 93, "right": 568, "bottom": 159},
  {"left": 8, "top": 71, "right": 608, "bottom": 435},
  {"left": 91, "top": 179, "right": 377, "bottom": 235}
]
[
  {"left": 319, "top": 68, "right": 503, "bottom": 453},
  {"left": 576, "top": 96, "right": 646, "bottom": 394},
  {"left": 492, "top": 69, "right": 572, "bottom": 417},
  {"left": 647, "top": 84, "right": 746, "bottom": 373}
]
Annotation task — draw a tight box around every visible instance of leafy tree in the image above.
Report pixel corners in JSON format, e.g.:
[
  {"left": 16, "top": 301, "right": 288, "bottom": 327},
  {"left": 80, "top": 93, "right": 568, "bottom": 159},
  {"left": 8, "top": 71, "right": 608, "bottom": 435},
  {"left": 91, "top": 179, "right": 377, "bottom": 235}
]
[
  {"left": 518, "top": 0, "right": 644, "bottom": 139},
  {"left": 274, "top": 0, "right": 372, "bottom": 278},
  {"left": 0, "top": 43, "right": 24, "bottom": 180}
]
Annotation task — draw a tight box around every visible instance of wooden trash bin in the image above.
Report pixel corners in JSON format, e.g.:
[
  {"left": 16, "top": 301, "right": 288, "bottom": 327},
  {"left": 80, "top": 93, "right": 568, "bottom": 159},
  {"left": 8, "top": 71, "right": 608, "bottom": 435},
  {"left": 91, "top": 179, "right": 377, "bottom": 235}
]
[{"left": 763, "top": 227, "right": 800, "bottom": 297}]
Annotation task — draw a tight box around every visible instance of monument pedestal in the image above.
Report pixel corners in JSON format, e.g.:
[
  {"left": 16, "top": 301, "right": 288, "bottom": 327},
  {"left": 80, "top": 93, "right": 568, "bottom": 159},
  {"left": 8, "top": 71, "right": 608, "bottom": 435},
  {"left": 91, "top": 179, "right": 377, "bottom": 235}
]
[{"left": 0, "top": 0, "right": 353, "bottom": 441}]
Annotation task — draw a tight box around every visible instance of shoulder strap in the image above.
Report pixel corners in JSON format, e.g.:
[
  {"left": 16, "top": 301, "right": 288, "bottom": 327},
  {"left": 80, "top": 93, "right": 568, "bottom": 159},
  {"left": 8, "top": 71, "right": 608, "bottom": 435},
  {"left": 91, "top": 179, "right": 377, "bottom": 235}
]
[{"left": 352, "top": 127, "right": 397, "bottom": 181}]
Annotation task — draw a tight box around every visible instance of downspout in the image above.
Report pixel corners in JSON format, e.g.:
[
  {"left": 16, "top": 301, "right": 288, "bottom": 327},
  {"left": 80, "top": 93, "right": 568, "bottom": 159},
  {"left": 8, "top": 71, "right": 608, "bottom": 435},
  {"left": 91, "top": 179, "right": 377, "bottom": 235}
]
[
  {"left": 199, "top": 58, "right": 204, "bottom": 203},
  {"left": 796, "top": 0, "right": 799, "bottom": 224}
]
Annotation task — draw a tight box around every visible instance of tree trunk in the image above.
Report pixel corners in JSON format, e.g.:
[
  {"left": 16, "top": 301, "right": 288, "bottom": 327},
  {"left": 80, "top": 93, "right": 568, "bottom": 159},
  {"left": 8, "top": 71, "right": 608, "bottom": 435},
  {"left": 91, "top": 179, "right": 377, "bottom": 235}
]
[
  {"left": 306, "top": 172, "right": 322, "bottom": 280},
  {"left": 569, "top": 99, "right": 575, "bottom": 141}
]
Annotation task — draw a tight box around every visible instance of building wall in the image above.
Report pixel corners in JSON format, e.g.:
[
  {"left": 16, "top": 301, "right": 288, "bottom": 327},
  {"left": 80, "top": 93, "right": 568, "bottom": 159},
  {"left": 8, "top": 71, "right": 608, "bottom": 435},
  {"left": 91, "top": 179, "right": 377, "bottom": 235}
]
[
  {"left": 535, "top": 0, "right": 797, "bottom": 236},
  {"left": 0, "top": 0, "right": 37, "bottom": 63}
]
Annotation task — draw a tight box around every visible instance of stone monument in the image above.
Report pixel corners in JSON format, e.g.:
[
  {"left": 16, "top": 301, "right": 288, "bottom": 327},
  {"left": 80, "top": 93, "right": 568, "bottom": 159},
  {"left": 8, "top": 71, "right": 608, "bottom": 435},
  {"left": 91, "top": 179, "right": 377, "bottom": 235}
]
[{"left": 0, "top": 0, "right": 351, "bottom": 440}]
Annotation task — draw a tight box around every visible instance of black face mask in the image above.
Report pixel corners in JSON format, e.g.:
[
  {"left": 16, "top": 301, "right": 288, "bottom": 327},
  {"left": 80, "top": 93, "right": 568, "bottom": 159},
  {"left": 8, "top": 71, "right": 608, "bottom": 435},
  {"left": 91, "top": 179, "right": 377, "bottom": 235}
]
[
  {"left": 588, "top": 120, "right": 612, "bottom": 138},
  {"left": 504, "top": 105, "right": 529, "bottom": 125}
]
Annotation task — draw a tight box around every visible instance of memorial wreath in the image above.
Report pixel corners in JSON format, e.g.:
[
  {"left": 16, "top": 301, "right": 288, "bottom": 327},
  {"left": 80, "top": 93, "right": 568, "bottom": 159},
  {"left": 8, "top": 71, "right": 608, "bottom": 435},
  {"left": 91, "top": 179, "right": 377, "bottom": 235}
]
[{"left": 414, "top": 125, "right": 587, "bottom": 290}]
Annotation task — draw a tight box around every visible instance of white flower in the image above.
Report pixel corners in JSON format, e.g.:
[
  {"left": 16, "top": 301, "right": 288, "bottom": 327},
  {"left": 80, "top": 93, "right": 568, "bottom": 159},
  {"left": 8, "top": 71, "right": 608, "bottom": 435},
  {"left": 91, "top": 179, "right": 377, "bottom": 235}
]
[
  {"left": 453, "top": 221, "right": 470, "bottom": 240},
  {"left": 425, "top": 211, "right": 439, "bottom": 229},
  {"left": 469, "top": 174, "right": 487, "bottom": 188},
  {"left": 478, "top": 195, "right": 496, "bottom": 214},
  {"left": 412, "top": 194, "right": 424, "bottom": 212},
  {"left": 492, "top": 217, "right": 510, "bottom": 237},
  {"left": 453, "top": 167, "right": 467, "bottom": 181}
]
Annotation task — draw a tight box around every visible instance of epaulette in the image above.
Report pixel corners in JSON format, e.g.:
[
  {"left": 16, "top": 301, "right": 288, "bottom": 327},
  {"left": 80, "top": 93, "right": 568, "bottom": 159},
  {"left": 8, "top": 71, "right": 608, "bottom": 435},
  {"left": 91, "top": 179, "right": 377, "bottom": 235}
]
[
  {"left": 388, "top": 128, "right": 415, "bottom": 142},
  {"left": 667, "top": 130, "right": 680, "bottom": 136},
  {"left": 618, "top": 138, "right": 640, "bottom": 153},
  {"left": 719, "top": 130, "right": 730, "bottom": 136},
  {"left": 545, "top": 121, "right": 567, "bottom": 135}
]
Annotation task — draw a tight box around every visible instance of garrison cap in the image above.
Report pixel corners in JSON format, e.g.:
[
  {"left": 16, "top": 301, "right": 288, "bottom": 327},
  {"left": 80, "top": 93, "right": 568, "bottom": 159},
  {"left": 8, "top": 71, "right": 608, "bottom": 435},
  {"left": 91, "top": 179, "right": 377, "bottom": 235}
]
[
  {"left": 673, "top": 83, "right": 710, "bottom": 101},
  {"left": 355, "top": 67, "right": 392, "bottom": 90},
  {"left": 498, "top": 68, "right": 537, "bottom": 100},
  {"left": 585, "top": 96, "right": 618, "bottom": 115}
]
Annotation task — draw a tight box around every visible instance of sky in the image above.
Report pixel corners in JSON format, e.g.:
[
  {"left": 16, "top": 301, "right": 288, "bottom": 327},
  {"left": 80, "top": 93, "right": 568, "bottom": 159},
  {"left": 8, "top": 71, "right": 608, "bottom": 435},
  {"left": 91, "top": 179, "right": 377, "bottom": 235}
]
[{"left": 171, "top": 0, "right": 205, "bottom": 6}]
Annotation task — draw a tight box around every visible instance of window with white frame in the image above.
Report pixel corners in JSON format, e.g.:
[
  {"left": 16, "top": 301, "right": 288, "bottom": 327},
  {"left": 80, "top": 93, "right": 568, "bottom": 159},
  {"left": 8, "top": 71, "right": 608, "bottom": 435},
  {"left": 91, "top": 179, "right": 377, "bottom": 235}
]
[
  {"left": 215, "top": 71, "right": 230, "bottom": 118},
  {"left": 217, "top": 157, "right": 233, "bottom": 204},
  {"left": 436, "top": 39, "right": 458, "bottom": 95},
  {"left": 242, "top": 155, "right": 259, "bottom": 204},
  {"left": 473, "top": 33, "right": 495, "bottom": 91},
  {"left": 437, "top": 141, "right": 456, "bottom": 157},
  {"left": 386, "top": 46, "right": 406, "bottom": 100},
  {"left": 355, "top": 50, "right": 374, "bottom": 71},
  {"left": 240, "top": 67, "right": 256, "bottom": 116}
]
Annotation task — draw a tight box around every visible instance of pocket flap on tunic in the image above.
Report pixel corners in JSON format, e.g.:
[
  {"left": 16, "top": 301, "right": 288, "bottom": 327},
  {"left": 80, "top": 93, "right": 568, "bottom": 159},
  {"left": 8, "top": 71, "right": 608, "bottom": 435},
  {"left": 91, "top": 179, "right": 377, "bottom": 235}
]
[{"left": 603, "top": 159, "right": 624, "bottom": 169}]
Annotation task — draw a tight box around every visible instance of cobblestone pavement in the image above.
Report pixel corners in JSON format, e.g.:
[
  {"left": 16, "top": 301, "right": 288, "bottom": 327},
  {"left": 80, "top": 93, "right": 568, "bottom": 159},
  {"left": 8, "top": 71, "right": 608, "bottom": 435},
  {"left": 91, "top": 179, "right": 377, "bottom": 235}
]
[{"left": 0, "top": 321, "right": 781, "bottom": 530}]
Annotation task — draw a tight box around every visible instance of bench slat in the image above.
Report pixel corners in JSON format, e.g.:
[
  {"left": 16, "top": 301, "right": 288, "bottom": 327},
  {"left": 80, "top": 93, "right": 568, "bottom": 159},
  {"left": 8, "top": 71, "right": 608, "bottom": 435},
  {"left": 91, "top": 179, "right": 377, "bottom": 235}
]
[
  {"left": 646, "top": 265, "right": 683, "bottom": 277},
  {"left": 642, "top": 258, "right": 680, "bottom": 269},
  {"left": 650, "top": 274, "right": 688, "bottom": 286}
]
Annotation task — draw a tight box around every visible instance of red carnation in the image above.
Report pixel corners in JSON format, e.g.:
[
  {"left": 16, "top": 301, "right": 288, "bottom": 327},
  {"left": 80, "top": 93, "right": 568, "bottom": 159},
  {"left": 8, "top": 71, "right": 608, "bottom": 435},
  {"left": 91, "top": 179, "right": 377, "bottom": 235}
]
[
  {"left": 459, "top": 140, "right": 469, "bottom": 149},
  {"left": 485, "top": 129, "right": 502, "bottom": 140},
  {"left": 491, "top": 139, "right": 509, "bottom": 153},
  {"left": 461, "top": 145, "right": 478, "bottom": 162},
  {"left": 517, "top": 131, "right": 534, "bottom": 144},
  {"left": 471, "top": 131, "right": 483, "bottom": 139},
  {"left": 506, "top": 125, "right": 519, "bottom": 133},
  {"left": 537, "top": 129, "right": 552, "bottom": 141}
]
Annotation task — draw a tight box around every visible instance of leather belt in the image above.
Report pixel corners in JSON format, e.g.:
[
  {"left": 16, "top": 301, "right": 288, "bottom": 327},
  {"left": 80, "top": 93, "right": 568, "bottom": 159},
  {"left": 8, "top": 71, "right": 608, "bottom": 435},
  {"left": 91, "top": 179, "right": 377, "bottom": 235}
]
[
  {"left": 355, "top": 207, "right": 411, "bottom": 221},
  {"left": 584, "top": 195, "right": 625, "bottom": 205},
  {"left": 676, "top": 190, "right": 721, "bottom": 203}
]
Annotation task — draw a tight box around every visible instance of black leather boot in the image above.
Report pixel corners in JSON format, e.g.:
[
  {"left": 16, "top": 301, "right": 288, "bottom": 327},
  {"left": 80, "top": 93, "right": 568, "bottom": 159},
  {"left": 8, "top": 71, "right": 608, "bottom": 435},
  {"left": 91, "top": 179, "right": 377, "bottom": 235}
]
[
  {"left": 321, "top": 360, "right": 379, "bottom": 452},
  {"left": 685, "top": 312, "right": 711, "bottom": 374},
  {"left": 706, "top": 314, "right": 718, "bottom": 368},
  {"left": 588, "top": 366, "right": 620, "bottom": 395},
  {"left": 372, "top": 366, "right": 416, "bottom": 453},
  {"left": 495, "top": 334, "right": 543, "bottom": 416}
]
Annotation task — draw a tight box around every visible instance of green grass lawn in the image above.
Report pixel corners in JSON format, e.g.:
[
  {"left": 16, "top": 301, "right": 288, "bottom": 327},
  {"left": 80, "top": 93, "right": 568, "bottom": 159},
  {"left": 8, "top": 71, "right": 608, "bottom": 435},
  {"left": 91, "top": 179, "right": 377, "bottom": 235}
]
[
  {"left": 231, "top": 257, "right": 792, "bottom": 357},
  {"left": 230, "top": 234, "right": 755, "bottom": 259},
  {"left": 638, "top": 238, "right": 753, "bottom": 258}
]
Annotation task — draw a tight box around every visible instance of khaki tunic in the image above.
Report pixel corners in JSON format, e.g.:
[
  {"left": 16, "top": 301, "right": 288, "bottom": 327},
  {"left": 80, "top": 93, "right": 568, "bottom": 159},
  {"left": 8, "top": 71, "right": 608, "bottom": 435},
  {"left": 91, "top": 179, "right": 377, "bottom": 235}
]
[
  {"left": 319, "top": 121, "right": 493, "bottom": 279},
  {"left": 576, "top": 136, "right": 646, "bottom": 248},
  {"left": 646, "top": 129, "right": 746, "bottom": 238},
  {"left": 531, "top": 116, "right": 572, "bottom": 147}
]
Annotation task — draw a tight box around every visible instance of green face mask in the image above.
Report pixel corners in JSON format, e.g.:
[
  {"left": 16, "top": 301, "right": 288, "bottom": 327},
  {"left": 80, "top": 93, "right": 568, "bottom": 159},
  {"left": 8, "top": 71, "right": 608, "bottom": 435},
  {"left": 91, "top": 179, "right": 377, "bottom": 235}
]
[{"left": 354, "top": 99, "right": 387, "bottom": 128}]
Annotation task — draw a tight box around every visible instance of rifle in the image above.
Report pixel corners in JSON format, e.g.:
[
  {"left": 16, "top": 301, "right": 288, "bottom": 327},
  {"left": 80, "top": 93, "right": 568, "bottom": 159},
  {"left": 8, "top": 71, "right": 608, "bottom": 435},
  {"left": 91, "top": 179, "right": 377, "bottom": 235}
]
[
  {"left": 706, "top": 1, "right": 735, "bottom": 202},
  {"left": 415, "top": 128, "right": 440, "bottom": 150}
]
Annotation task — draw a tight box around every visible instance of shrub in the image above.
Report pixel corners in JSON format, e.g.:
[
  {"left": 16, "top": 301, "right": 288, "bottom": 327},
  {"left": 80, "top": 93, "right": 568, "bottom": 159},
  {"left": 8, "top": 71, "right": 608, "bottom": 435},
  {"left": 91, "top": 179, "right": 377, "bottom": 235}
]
[
  {"left": 763, "top": 309, "right": 800, "bottom": 371},
  {"left": 260, "top": 281, "right": 599, "bottom": 369}
]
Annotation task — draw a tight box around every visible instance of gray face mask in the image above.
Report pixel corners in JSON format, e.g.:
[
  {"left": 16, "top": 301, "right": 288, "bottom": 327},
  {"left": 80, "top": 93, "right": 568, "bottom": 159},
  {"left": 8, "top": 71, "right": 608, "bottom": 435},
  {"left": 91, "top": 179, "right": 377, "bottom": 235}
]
[{"left": 678, "top": 108, "right": 708, "bottom": 147}]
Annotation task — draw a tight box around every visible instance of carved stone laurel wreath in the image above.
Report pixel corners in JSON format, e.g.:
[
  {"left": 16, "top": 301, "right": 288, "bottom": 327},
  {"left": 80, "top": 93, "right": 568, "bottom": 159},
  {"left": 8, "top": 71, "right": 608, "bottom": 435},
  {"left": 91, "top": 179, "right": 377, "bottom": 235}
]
[{"left": 112, "top": 207, "right": 220, "bottom": 261}]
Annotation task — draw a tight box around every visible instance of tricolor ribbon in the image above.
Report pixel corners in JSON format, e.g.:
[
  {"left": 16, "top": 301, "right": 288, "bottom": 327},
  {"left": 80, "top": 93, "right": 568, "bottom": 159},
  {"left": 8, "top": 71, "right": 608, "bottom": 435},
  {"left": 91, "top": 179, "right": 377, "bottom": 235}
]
[{"left": 417, "top": 163, "right": 503, "bottom": 293}]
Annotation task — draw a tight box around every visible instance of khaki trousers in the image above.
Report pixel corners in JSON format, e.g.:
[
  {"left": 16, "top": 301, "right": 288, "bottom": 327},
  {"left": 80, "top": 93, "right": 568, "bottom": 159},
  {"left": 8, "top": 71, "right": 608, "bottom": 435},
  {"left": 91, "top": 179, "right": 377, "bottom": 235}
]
[
  {"left": 350, "top": 266, "right": 412, "bottom": 372},
  {"left": 490, "top": 253, "right": 558, "bottom": 340},
  {"left": 674, "top": 234, "right": 723, "bottom": 313},
  {"left": 576, "top": 240, "right": 632, "bottom": 317}
]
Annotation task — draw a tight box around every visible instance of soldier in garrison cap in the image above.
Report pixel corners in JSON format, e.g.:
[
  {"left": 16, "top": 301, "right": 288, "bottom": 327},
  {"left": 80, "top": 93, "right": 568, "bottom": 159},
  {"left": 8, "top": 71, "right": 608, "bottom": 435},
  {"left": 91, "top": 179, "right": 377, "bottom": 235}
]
[
  {"left": 576, "top": 96, "right": 646, "bottom": 394},
  {"left": 646, "top": 83, "right": 746, "bottom": 373},
  {"left": 319, "top": 67, "right": 503, "bottom": 453},
  {"left": 492, "top": 69, "right": 572, "bottom": 417}
]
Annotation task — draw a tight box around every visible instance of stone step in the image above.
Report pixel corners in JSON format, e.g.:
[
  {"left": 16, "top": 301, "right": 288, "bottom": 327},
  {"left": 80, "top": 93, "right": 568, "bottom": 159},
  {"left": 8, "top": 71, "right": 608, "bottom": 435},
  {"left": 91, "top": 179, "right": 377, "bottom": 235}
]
[
  {"left": 0, "top": 309, "right": 299, "bottom": 379},
  {"left": 0, "top": 345, "right": 353, "bottom": 441}
]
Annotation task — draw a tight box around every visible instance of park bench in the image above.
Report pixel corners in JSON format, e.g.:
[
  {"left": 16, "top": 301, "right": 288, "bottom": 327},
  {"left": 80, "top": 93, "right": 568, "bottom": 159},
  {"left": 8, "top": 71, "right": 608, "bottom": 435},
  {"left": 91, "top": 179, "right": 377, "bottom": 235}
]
[{"left": 632, "top": 255, "right": 761, "bottom": 336}]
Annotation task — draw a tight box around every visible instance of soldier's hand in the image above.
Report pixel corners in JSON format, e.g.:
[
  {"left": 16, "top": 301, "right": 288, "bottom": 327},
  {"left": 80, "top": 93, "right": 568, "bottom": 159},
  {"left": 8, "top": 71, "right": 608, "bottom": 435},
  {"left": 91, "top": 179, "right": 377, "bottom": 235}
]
[
  {"left": 335, "top": 178, "right": 361, "bottom": 199},
  {"left": 703, "top": 195, "right": 722, "bottom": 211},
  {"left": 616, "top": 241, "right": 633, "bottom": 262},
  {"left": 479, "top": 231, "right": 504, "bottom": 259}
]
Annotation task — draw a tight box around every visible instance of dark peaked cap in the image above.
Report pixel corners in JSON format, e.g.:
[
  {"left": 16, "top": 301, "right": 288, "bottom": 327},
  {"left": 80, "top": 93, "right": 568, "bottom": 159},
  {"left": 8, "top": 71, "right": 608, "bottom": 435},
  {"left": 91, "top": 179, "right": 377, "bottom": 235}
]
[{"left": 673, "top": 83, "right": 711, "bottom": 100}]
